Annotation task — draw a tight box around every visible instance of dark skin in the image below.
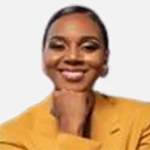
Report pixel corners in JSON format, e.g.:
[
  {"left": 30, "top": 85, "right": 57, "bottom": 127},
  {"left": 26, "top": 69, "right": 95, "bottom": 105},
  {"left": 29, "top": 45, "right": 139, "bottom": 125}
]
[{"left": 42, "top": 13, "right": 108, "bottom": 136}]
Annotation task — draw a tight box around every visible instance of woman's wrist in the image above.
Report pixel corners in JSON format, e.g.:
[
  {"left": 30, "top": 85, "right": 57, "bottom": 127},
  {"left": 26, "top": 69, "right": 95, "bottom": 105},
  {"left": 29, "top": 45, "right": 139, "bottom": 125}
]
[{"left": 59, "top": 116, "right": 84, "bottom": 136}]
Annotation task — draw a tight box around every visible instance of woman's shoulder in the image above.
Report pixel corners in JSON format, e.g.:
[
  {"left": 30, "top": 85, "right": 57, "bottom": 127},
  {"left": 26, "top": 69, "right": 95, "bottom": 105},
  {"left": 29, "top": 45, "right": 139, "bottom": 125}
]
[
  {"left": 110, "top": 94, "right": 150, "bottom": 111},
  {"left": 97, "top": 92, "right": 150, "bottom": 116},
  {"left": 96, "top": 91, "right": 150, "bottom": 134},
  {"left": 0, "top": 94, "right": 53, "bottom": 139},
  {"left": 97, "top": 92, "right": 150, "bottom": 122}
]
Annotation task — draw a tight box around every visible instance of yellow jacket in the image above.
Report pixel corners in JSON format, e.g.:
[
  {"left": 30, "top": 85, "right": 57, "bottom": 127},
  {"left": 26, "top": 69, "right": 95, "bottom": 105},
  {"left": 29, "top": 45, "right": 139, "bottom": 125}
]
[{"left": 0, "top": 92, "right": 150, "bottom": 150}]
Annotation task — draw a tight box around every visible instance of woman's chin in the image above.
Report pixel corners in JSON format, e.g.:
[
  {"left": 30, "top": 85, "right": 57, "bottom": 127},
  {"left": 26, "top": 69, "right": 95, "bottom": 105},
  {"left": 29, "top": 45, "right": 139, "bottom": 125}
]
[
  {"left": 52, "top": 73, "right": 95, "bottom": 92},
  {"left": 55, "top": 83, "right": 91, "bottom": 92}
]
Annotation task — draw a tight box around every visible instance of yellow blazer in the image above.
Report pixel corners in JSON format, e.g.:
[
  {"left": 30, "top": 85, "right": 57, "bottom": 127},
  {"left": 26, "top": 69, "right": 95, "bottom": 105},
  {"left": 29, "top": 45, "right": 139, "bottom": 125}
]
[{"left": 0, "top": 92, "right": 150, "bottom": 150}]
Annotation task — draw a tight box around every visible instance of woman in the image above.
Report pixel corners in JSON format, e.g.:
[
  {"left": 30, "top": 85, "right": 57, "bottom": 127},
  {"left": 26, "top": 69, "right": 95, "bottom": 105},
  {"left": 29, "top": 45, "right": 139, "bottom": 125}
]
[{"left": 0, "top": 5, "right": 150, "bottom": 150}]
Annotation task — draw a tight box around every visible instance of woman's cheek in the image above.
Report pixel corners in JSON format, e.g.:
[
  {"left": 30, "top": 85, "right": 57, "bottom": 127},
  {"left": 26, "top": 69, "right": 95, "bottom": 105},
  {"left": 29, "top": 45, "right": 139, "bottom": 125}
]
[
  {"left": 84, "top": 53, "right": 104, "bottom": 68},
  {"left": 43, "top": 51, "right": 63, "bottom": 67}
]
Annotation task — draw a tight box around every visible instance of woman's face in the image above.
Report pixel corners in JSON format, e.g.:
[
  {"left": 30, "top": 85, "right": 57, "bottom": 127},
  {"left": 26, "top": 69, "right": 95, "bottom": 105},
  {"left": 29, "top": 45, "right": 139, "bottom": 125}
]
[{"left": 43, "top": 13, "right": 107, "bottom": 92}]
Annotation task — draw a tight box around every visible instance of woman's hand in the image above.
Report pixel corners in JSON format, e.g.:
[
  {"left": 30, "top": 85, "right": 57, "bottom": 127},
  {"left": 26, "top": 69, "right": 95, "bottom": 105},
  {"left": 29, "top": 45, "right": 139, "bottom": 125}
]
[{"left": 52, "top": 89, "right": 94, "bottom": 136}]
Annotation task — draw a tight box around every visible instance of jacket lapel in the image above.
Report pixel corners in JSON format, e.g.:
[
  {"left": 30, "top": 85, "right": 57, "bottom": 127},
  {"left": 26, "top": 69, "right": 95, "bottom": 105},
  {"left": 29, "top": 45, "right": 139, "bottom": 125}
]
[
  {"left": 91, "top": 92, "right": 122, "bottom": 149},
  {"left": 29, "top": 95, "right": 59, "bottom": 150}
]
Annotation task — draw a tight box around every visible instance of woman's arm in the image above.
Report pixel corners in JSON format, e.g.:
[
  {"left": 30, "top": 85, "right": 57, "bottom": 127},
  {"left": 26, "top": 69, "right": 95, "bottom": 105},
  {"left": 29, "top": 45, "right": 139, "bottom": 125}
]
[
  {"left": 51, "top": 90, "right": 101, "bottom": 150},
  {"left": 53, "top": 133, "right": 101, "bottom": 150},
  {"left": 52, "top": 89, "right": 95, "bottom": 136},
  {"left": 0, "top": 142, "right": 27, "bottom": 150}
]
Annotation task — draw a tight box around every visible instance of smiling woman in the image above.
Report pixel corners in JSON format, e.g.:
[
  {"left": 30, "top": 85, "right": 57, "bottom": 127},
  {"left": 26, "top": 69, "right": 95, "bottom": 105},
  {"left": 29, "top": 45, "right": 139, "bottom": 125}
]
[
  {"left": 42, "top": 12, "right": 108, "bottom": 92},
  {"left": 0, "top": 5, "right": 150, "bottom": 150}
]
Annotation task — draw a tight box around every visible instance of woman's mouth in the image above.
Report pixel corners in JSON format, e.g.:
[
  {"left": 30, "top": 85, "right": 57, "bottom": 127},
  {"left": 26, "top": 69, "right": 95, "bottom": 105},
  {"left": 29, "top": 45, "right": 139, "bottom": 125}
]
[
  {"left": 58, "top": 68, "right": 87, "bottom": 82},
  {"left": 62, "top": 71, "right": 84, "bottom": 81}
]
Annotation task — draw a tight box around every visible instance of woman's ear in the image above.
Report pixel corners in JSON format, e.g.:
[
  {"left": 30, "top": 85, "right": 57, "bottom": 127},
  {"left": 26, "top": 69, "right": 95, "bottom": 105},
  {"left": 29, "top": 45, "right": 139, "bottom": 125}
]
[
  {"left": 101, "top": 65, "right": 109, "bottom": 77},
  {"left": 42, "top": 61, "right": 47, "bottom": 75},
  {"left": 42, "top": 51, "right": 48, "bottom": 76},
  {"left": 42, "top": 47, "right": 48, "bottom": 75},
  {"left": 104, "top": 49, "right": 109, "bottom": 64},
  {"left": 101, "top": 49, "right": 109, "bottom": 77}
]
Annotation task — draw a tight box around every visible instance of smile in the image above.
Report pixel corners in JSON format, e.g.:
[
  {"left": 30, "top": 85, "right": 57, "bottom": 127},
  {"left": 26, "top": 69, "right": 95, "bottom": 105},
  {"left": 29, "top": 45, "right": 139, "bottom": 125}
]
[
  {"left": 62, "top": 70, "right": 84, "bottom": 81},
  {"left": 58, "top": 68, "right": 87, "bottom": 82}
]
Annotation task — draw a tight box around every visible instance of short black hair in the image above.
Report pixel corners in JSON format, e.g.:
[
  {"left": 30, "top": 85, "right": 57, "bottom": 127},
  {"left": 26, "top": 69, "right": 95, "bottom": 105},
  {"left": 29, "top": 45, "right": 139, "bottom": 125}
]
[{"left": 42, "top": 5, "right": 109, "bottom": 50}]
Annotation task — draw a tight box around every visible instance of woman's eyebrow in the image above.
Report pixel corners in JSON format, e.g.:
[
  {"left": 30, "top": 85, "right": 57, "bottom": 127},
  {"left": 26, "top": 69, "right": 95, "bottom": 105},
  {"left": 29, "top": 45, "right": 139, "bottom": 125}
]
[
  {"left": 48, "top": 36, "right": 68, "bottom": 43},
  {"left": 79, "top": 36, "right": 101, "bottom": 44},
  {"left": 48, "top": 35, "right": 101, "bottom": 45}
]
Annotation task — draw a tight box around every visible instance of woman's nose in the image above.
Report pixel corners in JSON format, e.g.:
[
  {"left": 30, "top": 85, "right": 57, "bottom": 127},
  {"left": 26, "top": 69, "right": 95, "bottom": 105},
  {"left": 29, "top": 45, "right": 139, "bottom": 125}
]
[{"left": 63, "top": 48, "right": 83, "bottom": 65}]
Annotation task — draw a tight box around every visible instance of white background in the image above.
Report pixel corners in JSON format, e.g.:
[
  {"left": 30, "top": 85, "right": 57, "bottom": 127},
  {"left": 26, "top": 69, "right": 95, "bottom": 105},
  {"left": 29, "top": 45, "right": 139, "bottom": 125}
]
[{"left": 0, "top": 0, "right": 150, "bottom": 124}]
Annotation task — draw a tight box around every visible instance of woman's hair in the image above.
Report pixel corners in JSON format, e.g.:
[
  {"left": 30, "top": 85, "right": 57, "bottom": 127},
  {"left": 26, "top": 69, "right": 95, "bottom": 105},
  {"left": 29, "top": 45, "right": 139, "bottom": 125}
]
[{"left": 42, "top": 5, "right": 109, "bottom": 50}]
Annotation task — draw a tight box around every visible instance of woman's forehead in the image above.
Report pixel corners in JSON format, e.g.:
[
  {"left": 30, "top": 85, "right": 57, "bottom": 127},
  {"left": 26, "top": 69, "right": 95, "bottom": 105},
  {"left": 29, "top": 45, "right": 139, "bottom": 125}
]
[{"left": 47, "top": 13, "right": 101, "bottom": 40}]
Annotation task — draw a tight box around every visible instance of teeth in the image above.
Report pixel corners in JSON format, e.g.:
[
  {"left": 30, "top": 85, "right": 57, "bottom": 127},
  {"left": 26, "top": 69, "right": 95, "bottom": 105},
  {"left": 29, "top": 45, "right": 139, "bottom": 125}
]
[{"left": 62, "top": 71, "right": 84, "bottom": 80}]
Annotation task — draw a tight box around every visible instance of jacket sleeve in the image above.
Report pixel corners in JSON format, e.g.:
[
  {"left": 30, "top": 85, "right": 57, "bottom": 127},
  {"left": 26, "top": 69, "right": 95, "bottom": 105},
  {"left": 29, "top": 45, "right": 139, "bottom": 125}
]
[
  {"left": 0, "top": 142, "right": 27, "bottom": 150},
  {"left": 0, "top": 122, "right": 101, "bottom": 150},
  {"left": 0, "top": 124, "right": 26, "bottom": 150},
  {"left": 136, "top": 105, "right": 150, "bottom": 150},
  {"left": 0, "top": 133, "right": 101, "bottom": 150},
  {"left": 137, "top": 125, "right": 150, "bottom": 150},
  {"left": 53, "top": 133, "right": 101, "bottom": 150}
]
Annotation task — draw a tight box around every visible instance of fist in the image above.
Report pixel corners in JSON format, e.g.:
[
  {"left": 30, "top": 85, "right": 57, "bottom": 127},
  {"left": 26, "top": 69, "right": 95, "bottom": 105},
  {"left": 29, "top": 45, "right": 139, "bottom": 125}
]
[{"left": 51, "top": 89, "right": 94, "bottom": 135}]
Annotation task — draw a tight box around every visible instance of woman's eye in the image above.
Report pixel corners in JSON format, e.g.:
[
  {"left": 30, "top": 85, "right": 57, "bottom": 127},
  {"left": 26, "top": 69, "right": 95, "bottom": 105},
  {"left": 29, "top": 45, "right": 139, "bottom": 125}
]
[
  {"left": 48, "top": 43, "right": 65, "bottom": 51},
  {"left": 82, "top": 43, "right": 99, "bottom": 51}
]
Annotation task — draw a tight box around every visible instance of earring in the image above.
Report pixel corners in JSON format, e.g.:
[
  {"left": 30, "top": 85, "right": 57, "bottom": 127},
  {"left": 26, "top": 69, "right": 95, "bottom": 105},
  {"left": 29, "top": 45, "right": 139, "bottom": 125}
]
[{"left": 101, "top": 65, "right": 109, "bottom": 77}]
